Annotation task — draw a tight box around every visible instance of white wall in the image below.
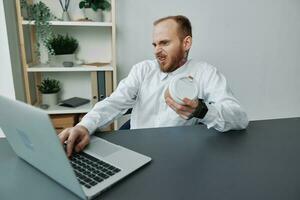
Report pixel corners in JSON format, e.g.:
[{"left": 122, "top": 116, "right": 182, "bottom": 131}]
[
  {"left": 116, "top": 0, "right": 300, "bottom": 120},
  {"left": 0, "top": 0, "right": 16, "bottom": 138},
  {"left": 0, "top": 1, "right": 15, "bottom": 99},
  {"left": 2, "top": 0, "right": 25, "bottom": 102}
]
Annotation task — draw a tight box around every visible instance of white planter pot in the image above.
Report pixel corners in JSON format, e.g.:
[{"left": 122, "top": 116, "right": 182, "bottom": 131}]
[
  {"left": 84, "top": 8, "right": 103, "bottom": 22},
  {"left": 42, "top": 93, "right": 58, "bottom": 106},
  {"left": 62, "top": 11, "right": 70, "bottom": 21},
  {"left": 49, "top": 54, "right": 75, "bottom": 67},
  {"left": 103, "top": 10, "right": 111, "bottom": 22}
]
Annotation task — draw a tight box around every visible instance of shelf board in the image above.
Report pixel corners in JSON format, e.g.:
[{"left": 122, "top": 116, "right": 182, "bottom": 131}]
[
  {"left": 22, "top": 20, "right": 113, "bottom": 27},
  {"left": 27, "top": 64, "right": 113, "bottom": 72},
  {"left": 38, "top": 102, "right": 94, "bottom": 114}
]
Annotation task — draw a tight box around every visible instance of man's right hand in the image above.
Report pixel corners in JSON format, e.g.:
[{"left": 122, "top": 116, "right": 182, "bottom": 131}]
[{"left": 58, "top": 125, "right": 90, "bottom": 157}]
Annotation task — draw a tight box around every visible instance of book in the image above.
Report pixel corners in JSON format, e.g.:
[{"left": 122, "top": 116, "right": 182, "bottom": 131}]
[
  {"left": 97, "top": 71, "right": 106, "bottom": 101},
  {"left": 59, "top": 97, "right": 90, "bottom": 108}
]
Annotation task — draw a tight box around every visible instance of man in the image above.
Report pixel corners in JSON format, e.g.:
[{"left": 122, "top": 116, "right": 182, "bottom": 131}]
[{"left": 59, "top": 15, "right": 249, "bottom": 157}]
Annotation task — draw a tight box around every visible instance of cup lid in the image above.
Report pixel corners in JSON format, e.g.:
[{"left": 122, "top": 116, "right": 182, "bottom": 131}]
[{"left": 169, "top": 75, "right": 198, "bottom": 104}]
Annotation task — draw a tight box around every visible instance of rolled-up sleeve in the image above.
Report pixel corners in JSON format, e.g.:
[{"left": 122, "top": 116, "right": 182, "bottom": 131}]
[
  {"left": 77, "top": 64, "right": 143, "bottom": 134},
  {"left": 199, "top": 65, "right": 249, "bottom": 132}
]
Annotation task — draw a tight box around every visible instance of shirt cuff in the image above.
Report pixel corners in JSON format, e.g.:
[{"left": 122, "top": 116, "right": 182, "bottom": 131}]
[
  {"left": 77, "top": 120, "right": 97, "bottom": 135},
  {"left": 199, "top": 103, "right": 220, "bottom": 129}
]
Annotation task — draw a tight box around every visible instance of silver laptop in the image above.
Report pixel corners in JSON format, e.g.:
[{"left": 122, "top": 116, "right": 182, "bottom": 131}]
[{"left": 0, "top": 95, "right": 151, "bottom": 199}]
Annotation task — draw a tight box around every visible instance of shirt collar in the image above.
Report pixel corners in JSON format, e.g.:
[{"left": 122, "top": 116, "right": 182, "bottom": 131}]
[
  {"left": 158, "top": 59, "right": 191, "bottom": 81},
  {"left": 160, "top": 71, "right": 168, "bottom": 80}
]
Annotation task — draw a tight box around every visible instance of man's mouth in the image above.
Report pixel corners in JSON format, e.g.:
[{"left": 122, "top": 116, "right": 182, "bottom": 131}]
[{"left": 157, "top": 55, "right": 167, "bottom": 63}]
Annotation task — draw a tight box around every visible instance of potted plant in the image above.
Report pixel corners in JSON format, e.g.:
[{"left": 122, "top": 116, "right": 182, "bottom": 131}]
[
  {"left": 37, "top": 78, "right": 61, "bottom": 106},
  {"left": 20, "top": 0, "right": 57, "bottom": 57},
  {"left": 79, "top": 0, "right": 111, "bottom": 22},
  {"left": 46, "top": 34, "right": 79, "bottom": 67}
]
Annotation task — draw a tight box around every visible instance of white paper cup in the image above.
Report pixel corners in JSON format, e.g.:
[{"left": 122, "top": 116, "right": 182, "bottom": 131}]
[{"left": 166, "top": 75, "right": 198, "bottom": 105}]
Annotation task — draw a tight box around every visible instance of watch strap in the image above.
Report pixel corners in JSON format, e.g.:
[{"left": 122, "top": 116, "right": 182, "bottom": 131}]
[{"left": 192, "top": 99, "right": 208, "bottom": 119}]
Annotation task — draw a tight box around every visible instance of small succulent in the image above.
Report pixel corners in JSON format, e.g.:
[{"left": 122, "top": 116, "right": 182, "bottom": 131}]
[
  {"left": 37, "top": 78, "right": 61, "bottom": 94},
  {"left": 46, "top": 34, "right": 78, "bottom": 55}
]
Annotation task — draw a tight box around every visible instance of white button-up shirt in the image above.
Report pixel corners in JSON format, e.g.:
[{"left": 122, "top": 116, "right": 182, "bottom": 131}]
[{"left": 78, "top": 59, "right": 248, "bottom": 134}]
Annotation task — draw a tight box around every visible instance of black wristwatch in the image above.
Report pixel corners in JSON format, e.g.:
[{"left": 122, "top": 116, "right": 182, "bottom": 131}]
[{"left": 192, "top": 99, "right": 208, "bottom": 119}]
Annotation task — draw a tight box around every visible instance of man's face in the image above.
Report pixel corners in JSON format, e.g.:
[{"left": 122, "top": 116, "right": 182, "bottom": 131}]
[{"left": 152, "top": 19, "right": 186, "bottom": 73}]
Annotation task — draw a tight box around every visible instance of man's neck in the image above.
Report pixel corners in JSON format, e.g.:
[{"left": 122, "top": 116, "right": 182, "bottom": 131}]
[{"left": 178, "top": 56, "right": 188, "bottom": 68}]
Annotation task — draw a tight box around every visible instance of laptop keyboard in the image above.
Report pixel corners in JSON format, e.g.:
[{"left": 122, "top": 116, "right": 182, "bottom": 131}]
[{"left": 70, "top": 152, "right": 121, "bottom": 189}]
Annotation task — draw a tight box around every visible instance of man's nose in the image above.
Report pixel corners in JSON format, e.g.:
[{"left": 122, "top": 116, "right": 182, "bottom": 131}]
[{"left": 154, "top": 46, "right": 162, "bottom": 55}]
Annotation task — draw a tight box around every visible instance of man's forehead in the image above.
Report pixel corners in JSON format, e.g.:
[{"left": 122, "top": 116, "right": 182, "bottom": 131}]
[
  {"left": 154, "top": 19, "right": 178, "bottom": 31},
  {"left": 153, "top": 19, "right": 178, "bottom": 39}
]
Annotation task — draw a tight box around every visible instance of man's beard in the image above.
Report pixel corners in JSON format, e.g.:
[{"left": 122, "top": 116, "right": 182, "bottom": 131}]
[{"left": 157, "top": 50, "right": 187, "bottom": 73}]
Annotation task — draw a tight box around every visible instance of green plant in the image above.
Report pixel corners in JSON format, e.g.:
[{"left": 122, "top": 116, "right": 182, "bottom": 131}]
[
  {"left": 37, "top": 78, "right": 61, "bottom": 94},
  {"left": 79, "top": 0, "right": 111, "bottom": 11},
  {"left": 21, "top": 0, "right": 57, "bottom": 57},
  {"left": 46, "top": 34, "right": 79, "bottom": 55}
]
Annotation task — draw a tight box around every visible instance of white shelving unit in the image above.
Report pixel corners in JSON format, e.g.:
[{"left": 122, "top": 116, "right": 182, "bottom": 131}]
[
  {"left": 22, "top": 20, "right": 113, "bottom": 27},
  {"left": 40, "top": 102, "right": 94, "bottom": 114},
  {"left": 16, "top": 0, "right": 117, "bottom": 130},
  {"left": 27, "top": 64, "right": 114, "bottom": 72}
]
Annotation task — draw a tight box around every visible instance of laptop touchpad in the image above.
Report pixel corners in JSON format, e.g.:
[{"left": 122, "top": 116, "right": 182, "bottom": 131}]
[{"left": 88, "top": 138, "right": 121, "bottom": 157}]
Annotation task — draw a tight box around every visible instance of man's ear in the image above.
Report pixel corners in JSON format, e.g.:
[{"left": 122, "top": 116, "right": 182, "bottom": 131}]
[{"left": 183, "top": 36, "right": 192, "bottom": 51}]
